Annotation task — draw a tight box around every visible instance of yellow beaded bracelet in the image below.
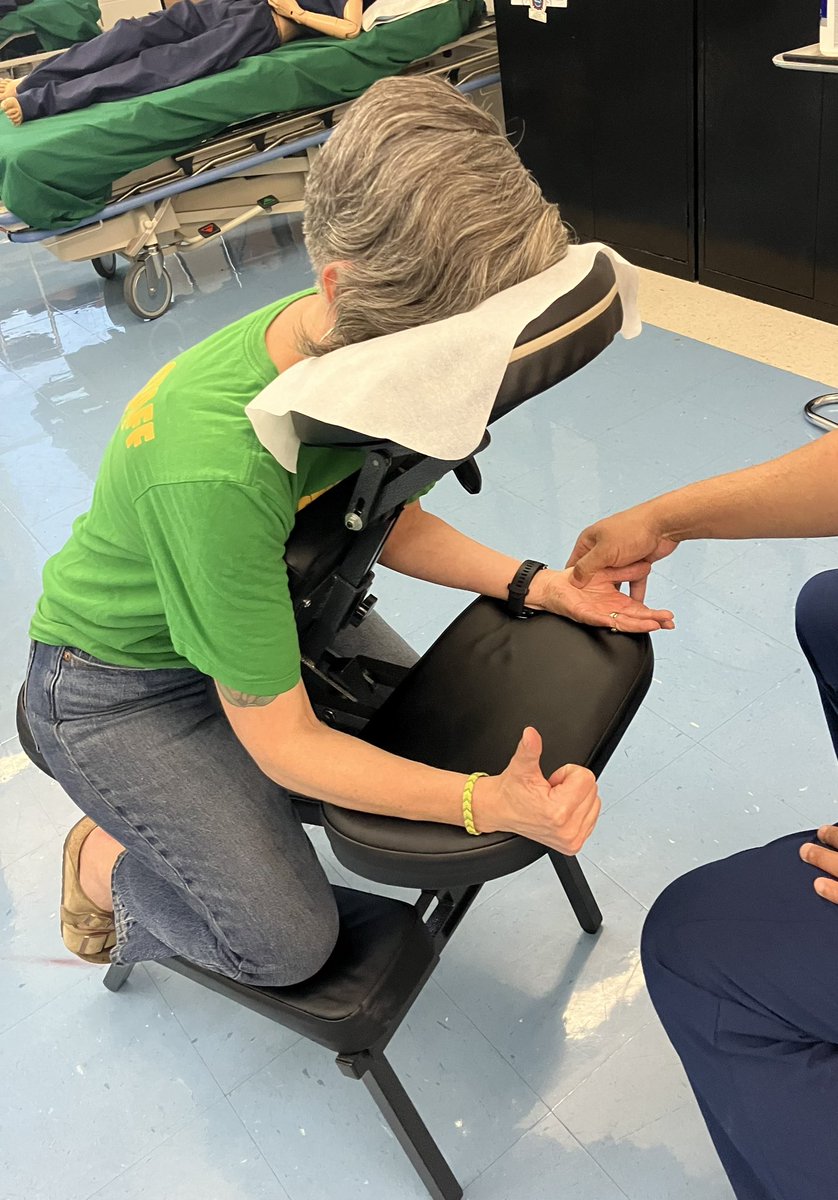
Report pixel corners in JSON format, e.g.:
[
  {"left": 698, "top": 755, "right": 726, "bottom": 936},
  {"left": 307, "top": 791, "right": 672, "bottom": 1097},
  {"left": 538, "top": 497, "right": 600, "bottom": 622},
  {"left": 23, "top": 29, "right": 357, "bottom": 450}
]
[{"left": 462, "top": 772, "right": 488, "bottom": 836}]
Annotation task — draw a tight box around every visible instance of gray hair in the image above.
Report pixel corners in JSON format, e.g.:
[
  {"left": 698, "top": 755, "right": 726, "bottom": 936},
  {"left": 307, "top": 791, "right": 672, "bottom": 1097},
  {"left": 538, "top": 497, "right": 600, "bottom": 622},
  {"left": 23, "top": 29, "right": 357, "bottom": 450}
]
[{"left": 300, "top": 75, "right": 568, "bottom": 355}]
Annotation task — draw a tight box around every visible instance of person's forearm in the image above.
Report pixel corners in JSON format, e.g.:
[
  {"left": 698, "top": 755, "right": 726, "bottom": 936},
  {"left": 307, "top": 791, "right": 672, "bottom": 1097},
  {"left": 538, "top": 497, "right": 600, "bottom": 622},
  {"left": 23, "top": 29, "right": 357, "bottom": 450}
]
[
  {"left": 378, "top": 501, "right": 675, "bottom": 630},
  {"left": 379, "top": 503, "right": 524, "bottom": 598},
  {"left": 643, "top": 430, "right": 838, "bottom": 543},
  {"left": 221, "top": 687, "right": 602, "bottom": 857},
  {"left": 241, "top": 705, "right": 503, "bottom": 832}
]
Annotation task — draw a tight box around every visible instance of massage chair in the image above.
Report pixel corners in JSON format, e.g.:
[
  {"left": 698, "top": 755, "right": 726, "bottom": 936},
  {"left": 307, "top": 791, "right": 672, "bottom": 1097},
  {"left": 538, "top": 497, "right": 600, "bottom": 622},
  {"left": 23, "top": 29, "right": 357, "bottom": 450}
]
[{"left": 16, "top": 249, "right": 653, "bottom": 1200}]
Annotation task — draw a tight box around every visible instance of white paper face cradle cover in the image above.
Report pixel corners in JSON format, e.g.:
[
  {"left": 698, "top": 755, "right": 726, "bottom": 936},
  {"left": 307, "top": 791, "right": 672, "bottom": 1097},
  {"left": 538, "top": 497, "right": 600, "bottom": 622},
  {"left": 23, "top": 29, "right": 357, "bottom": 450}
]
[{"left": 246, "top": 242, "right": 641, "bottom": 473}]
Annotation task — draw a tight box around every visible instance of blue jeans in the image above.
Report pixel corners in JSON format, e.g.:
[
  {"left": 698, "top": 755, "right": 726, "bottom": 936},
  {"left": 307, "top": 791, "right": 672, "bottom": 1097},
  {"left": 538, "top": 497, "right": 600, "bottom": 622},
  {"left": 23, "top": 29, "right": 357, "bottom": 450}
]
[
  {"left": 641, "top": 569, "right": 838, "bottom": 1200},
  {"left": 16, "top": 0, "right": 280, "bottom": 121},
  {"left": 25, "top": 615, "right": 414, "bottom": 985}
]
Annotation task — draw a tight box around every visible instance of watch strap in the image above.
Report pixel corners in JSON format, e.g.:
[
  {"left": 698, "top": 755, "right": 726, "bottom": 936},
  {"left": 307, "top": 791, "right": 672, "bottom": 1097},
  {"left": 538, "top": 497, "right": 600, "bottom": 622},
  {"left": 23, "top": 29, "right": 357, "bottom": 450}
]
[{"left": 506, "top": 559, "right": 547, "bottom": 618}]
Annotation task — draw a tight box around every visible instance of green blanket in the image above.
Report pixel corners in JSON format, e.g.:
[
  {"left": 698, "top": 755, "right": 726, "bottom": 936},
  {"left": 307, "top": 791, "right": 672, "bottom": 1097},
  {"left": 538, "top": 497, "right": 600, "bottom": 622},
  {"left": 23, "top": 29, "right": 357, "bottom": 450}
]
[
  {"left": 0, "top": 0, "right": 100, "bottom": 53},
  {"left": 0, "top": 0, "right": 477, "bottom": 230}
]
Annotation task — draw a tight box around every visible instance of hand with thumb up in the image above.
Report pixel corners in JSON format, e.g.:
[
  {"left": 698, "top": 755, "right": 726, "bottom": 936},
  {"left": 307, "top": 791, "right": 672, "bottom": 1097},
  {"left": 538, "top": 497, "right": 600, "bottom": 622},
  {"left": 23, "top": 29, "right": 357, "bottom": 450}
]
[{"left": 473, "top": 727, "right": 601, "bottom": 855}]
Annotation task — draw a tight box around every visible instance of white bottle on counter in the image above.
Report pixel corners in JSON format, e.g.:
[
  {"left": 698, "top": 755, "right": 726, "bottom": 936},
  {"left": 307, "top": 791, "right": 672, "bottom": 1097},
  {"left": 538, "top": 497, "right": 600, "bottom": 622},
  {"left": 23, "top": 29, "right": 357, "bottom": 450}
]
[{"left": 821, "top": 0, "right": 838, "bottom": 57}]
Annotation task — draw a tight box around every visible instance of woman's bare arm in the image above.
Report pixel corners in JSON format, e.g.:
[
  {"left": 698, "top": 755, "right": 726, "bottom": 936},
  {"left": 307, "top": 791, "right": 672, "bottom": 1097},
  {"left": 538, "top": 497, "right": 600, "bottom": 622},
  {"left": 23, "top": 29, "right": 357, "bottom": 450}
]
[{"left": 217, "top": 679, "right": 601, "bottom": 855}]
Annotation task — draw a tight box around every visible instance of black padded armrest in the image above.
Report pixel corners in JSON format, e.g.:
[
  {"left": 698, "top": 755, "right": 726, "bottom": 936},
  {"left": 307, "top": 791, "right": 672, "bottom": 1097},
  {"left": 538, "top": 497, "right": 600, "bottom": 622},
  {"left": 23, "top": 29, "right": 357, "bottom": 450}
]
[
  {"left": 322, "top": 598, "right": 653, "bottom": 888},
  {"left": 359, "top": 596, "right": 652, "bottom": 776}
]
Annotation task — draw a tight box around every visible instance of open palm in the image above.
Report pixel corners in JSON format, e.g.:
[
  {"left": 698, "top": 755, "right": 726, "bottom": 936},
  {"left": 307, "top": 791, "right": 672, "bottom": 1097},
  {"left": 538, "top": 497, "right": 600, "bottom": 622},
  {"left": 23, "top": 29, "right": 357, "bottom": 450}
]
[{"left": 541, "top": 567, "right": 675, "bottom": 634}]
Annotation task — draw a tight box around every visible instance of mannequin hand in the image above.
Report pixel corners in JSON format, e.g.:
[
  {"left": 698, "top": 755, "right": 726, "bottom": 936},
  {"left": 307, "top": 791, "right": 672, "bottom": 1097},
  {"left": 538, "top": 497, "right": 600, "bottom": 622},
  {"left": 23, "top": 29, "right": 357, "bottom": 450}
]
[
  {"left": 799, "top": 826, "right": 838, "bottom": 902},
  {"left": 528, "top": 567, "right": 675, "bottom": 634},
  {"left": 474, "top": 728, "right": 601, "bottom": 854}
]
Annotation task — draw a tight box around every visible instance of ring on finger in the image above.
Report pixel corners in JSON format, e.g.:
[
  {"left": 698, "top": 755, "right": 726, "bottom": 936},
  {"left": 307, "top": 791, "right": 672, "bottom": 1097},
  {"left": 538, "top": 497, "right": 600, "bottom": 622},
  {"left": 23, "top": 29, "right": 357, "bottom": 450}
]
[{"left": 609, "top": 611, "right": 621, "bottom": 634}]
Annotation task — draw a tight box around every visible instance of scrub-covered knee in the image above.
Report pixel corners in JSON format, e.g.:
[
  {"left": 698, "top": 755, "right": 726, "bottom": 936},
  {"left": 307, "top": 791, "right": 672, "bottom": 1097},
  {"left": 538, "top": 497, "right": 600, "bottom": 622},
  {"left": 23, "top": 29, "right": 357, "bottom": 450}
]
[
  {"left": 642, "top": 874, "right": 693, "bottom": 983},
  {"left": 796, "top": 569, "right": 838, "bottom": 668},
  {"left": 640, "top": 864, "right": 724, "bottom": 996}
]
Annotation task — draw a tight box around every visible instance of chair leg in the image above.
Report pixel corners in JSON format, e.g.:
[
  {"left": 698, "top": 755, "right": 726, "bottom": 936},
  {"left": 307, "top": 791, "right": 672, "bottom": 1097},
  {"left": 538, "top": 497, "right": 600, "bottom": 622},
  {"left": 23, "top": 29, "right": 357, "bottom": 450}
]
[
  {"left": 548, "top": 852, "right": 602, "bottom": 935},
  {"left": 338, "top": 1049, "right": 462, "bottom": 1200},
  {"left": 103, "top": 963, "right": 135, "bottom": 992}
]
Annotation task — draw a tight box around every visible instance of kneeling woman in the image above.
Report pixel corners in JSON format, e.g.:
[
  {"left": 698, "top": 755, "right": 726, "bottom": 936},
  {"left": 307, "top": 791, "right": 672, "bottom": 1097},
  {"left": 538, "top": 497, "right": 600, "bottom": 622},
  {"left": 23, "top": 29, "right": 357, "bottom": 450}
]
[{"left": 25, "top": 77, "right": 672, "bottom": 984}]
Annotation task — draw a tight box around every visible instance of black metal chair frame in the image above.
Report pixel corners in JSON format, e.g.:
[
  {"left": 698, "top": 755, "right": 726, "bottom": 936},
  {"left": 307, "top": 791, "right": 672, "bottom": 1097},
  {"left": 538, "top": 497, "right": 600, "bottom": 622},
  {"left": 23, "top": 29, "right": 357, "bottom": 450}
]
[{"left": 102, "top": 861, "right": 600, "bottom": 1200}]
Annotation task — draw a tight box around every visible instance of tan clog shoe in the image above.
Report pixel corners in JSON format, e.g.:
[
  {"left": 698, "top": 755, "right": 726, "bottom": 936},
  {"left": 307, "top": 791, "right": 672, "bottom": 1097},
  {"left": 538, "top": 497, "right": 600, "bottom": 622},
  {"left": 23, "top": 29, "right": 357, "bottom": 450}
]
[{"left": 61, "top": 818, "right": 116, "bottom": 965}]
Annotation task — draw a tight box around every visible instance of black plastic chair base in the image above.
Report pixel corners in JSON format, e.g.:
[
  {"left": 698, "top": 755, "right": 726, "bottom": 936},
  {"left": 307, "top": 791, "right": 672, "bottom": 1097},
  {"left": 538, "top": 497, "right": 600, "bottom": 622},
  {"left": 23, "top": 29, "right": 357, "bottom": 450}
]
[
  {"left": 340, "top": 1050, "right": 462, "bottom": 1200},
  {"left": 103, "top": 959, "right": 461, "bottom": 1200},
  {"left": 101, "top": 884, "right": 463, "bottom": 1200},
  {"left": 99, "top": 859, "right": 599, "bottom": 1200},
  {"left": 103, "top": 963, "right": 134, "bottom": 993}
]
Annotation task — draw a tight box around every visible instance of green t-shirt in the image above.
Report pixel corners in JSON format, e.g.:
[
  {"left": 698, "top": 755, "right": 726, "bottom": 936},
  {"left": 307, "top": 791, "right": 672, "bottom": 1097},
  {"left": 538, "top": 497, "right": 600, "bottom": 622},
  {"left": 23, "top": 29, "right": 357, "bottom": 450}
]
[{"left": 29, "top": 291, "right": 365, "bottom": 696}]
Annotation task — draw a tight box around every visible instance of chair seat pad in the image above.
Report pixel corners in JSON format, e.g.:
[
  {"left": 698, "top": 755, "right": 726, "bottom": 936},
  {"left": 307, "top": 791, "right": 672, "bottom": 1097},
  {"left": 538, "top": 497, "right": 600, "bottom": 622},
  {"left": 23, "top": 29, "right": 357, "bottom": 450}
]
[
  {"left": 167, "top": 888, "right": 436, "bottom": 1055},
  {"left": 323, "top": 598, "right": 653, "bottom": 889}
]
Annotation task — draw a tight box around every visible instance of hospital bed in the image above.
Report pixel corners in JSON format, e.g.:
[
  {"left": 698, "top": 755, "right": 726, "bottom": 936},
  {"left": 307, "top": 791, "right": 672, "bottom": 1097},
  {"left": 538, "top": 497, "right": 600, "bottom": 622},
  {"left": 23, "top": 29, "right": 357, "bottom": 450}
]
[
  {"left": 1, "top": 0, "right": 164, "bottom": 68},
  {"left": 0, "top": 0, "right": 101, "bottom": 61},
  {"left": 0, "top": 1, "right": 499, "bottom": 319}
]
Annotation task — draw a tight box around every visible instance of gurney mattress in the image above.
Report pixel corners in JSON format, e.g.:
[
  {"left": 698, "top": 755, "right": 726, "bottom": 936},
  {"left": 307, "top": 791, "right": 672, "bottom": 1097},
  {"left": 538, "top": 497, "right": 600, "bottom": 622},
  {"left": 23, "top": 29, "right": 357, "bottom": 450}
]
[{"left": 0, "top": 0, "right": 476, "bottom": 230}]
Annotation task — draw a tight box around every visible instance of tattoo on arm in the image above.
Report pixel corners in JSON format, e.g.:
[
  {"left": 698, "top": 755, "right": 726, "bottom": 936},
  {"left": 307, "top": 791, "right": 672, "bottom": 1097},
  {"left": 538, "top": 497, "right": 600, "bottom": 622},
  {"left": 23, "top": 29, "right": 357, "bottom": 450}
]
[{"left": 217, "top": 684, "right": 278, "bottom": 708}]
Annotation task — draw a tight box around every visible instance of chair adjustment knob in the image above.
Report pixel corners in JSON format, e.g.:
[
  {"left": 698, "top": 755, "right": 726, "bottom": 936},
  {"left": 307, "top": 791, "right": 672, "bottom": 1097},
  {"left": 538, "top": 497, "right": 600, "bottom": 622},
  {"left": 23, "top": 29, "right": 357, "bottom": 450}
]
[{"left": 350, "top": 594, "right": 377, "bottom": 627}]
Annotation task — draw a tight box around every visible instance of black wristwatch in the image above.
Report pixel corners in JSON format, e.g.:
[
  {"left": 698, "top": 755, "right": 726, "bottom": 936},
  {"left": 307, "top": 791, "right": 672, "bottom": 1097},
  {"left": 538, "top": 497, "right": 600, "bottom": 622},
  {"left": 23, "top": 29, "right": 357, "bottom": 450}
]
[{"left": 506, "top": 559, "right": 547, "bottom": 618}]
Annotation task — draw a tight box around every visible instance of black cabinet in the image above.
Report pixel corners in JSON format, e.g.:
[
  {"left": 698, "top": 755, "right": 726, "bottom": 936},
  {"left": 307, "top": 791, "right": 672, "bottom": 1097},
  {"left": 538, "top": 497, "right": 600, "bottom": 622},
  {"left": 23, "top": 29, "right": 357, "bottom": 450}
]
[
  {"left": 495, "top": 0, "right": 695, "bottom": 277},
  {"left": 699, "top": 0, "right": 835, "bottom": 317},
  {"left": 495, "top": 0, "right": 838, "bottom": 323}
]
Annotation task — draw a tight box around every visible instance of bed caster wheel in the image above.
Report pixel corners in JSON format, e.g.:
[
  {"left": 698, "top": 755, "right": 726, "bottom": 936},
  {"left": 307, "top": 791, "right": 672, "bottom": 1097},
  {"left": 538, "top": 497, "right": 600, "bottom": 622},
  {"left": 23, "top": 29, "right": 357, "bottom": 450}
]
[
  {"left": 91, "top": 254, "right": 118, "bottom": 281},
  {"left": 124, "top": 259, "right": 173, "bottom": 321}
]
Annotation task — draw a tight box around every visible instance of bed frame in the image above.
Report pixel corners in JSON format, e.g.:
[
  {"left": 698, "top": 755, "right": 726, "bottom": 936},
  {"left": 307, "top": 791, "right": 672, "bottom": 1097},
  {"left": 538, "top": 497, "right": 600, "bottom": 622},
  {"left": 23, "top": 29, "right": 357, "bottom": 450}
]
[{"left": 0, "top": 19, "right": 499, "bottom": 319}]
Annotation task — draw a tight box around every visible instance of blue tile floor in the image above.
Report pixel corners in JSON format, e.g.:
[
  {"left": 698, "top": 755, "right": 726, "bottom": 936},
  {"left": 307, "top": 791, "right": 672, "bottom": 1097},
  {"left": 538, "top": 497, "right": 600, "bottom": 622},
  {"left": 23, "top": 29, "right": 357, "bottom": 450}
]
[{"left": 2, "top": 219, "right": 837, "bottom": 1200}]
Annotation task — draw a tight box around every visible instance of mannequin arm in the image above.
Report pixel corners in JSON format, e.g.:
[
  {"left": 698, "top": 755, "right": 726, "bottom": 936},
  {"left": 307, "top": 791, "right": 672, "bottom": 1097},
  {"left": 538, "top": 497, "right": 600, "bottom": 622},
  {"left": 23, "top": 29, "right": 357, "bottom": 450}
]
[{"left": 269, "top": 0, "right": 363, "bottom": 39}]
